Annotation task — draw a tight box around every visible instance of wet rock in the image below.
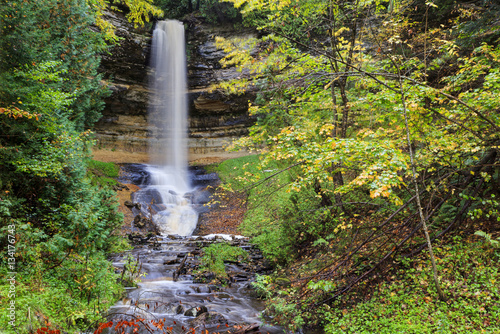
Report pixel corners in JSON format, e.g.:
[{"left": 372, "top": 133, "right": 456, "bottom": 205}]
[
  {"left": 128, "top": 232, "right": 146, "bottom": 244},
  {"left": 119, "top": 163, "right": 150, "bottom": 185},
  {"left": 127, "top": 231, "right": 157, "bottom": 244},
  {"left": 174, "top": 304, "right": 184, "bottom": 314},
  {"left": 231, "top": 323, "right": 260, "bottom": 334},
  {"left": 184, "top": 305, "right": 208, "bottom": 317},
  {"left": 132, "top": 188, "right": 163, "bottom": 205},
  {"left": 132, "top": 215, "right": 144, "bottom": 228},
  {"left": 150, "top": 203, "right": 166, "bottom": 213},
  {"left": 190, "top": 168, "right": 220, "bottom": 187},
  {"left": 133, "top": 215, "right": 146, "bottom": 228},
  {"left": 191, "top": 312, "right": 227, "bottom": 326},
  {"left": 214, "top": 293, "right": 232, "bottom": 300},
  {"left": 183, "top": 192, "right": 195, "bottom": 202},
  {"left": 193, "top": 272, "right": 215, "bottom": 283},
  {"left": 190, "top": 285, "right": 210, "bottom": 293},
  {"left": 113, "top": 183, "right": 129, "bottom": 191},
  {"left": 232, "top": 273, "right": 251, "bottom": 282},
  {"left": 124, "top": 200, "right": 135, "bottom": 208},
  {"left": 207, "top": 285, "right": 221, "bottom": 292}
]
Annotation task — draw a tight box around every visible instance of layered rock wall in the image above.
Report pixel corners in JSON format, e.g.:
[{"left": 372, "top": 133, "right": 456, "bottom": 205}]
[{"left": 94, "top": 11, "right": 255, "bottom": 162}]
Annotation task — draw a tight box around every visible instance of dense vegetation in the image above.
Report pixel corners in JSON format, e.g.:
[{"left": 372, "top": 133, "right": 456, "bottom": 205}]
[
  {"left": 209, "top": 0, "right": 500, "bottom": 332},
  {"left": 0, "top": 0, "right": 161, "bottom": 332},
  {"left": 1, "top": 0, "right": 499, "bottom": 333},
  {"left": 154, "top": 0, "right": 241, "bottom": 24}
]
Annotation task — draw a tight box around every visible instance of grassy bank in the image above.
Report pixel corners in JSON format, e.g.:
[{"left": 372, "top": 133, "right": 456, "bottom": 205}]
[
  {"left": 212, "top": 155, "right": 500, "bottom": 333},
  {"left": 207, "top": 154, "right": 301, "bottom": 262},
  {"left": 325, "top": 236, "right": 500, "bottom": 333}
]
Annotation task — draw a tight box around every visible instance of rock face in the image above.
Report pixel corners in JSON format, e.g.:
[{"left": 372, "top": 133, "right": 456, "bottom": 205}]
[{"left": 94, "top": 12, "right": 255, "bottom": 160}]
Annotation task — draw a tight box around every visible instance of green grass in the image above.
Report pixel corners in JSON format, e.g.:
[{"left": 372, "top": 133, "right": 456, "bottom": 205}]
[
  {"left": 209, "top": 154, "right": 302, "bottom": 264},
  {"left": 209, "top": 154, "right": 263, "bottom": 186},
  {"left": 88, "top": 160, "right": 120, "bottom": 178},
  {"left": 195, "top": 242, "right": 249, "bottom": 282}
]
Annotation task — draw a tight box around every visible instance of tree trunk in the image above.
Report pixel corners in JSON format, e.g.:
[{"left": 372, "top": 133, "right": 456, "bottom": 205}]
[{"left": 399, "top": 75, "right": 447, "bottom": 302}]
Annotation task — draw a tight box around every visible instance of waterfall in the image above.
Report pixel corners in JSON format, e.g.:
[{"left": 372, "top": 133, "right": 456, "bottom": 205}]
[
  {"left": 149, "top": 20, "right": 189, "bottom": 191},
  {"left": 137, "top": 20, "right": 197, "bottom": 236}
]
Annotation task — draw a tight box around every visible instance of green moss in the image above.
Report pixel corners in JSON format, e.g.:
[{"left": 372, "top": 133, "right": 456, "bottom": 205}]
[
  {"left": 88, "top": 159, "right": 120, "bottom": 178},
  {"left": 87, "top": 159, "right": 120, "bottom": 188}
]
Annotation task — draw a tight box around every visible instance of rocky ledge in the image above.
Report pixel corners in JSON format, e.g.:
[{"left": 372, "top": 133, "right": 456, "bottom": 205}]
[{"left": 94, "top": 11, "right": 256, "bottom": 161}]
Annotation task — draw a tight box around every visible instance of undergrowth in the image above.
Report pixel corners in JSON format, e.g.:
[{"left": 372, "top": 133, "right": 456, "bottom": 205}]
[
  {"left": 250, "top": 235, "right": 500, "bottom": 333},
  {"left": 325, "top": 236, "right": 500, "bottom": 333},
  {"left": 0, "top": 159, "right": 128, "bottom": 333},
  {"left": 210, "top": 154, "right": 302, "bottom": 264},
  {"left": 213, "top": 155, "right": 500, "bottom": 333},
  {"left": 195, "top": 242, "right": 249, "bottom": 283},
  {"left": 0, "top": 253, "right": 123, "bottom": 333}
]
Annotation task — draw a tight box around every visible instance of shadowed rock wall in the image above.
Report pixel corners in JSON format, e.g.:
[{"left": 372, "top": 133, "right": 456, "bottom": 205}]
[{"left": 94, "top": 11, "right": 255, "bottom": 161}]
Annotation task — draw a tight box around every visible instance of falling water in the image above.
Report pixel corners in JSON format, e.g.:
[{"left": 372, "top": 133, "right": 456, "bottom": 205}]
[
  {"left": 106, "top": 21, "right": 283, "bottom": 333},
  {"left": 149, "top": 20, "right": 189, "bottom": 190},
  {"left": 135, "top": 20, "right": 197, "bottom": 236}
]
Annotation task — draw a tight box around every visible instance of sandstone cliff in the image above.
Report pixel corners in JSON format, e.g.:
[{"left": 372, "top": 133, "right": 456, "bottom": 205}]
[{"left": 93, "top": 11, "right": 255, "bottom": 163}]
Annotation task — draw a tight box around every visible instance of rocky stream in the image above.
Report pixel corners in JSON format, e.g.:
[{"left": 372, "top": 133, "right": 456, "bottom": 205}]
[{"left": 102, "top": 164, "right": 280, "bottom": 334}]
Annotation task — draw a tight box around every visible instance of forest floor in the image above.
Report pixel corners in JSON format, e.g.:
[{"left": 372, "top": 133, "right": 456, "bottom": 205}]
[
  {"left": 194, "top": 188, "right": 247, "bottom": 236},
  {"left": 114, "top": 182, "right": 141, "bottom": 236}
]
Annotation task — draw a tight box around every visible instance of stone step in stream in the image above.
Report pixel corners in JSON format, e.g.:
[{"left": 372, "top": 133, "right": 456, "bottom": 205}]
[{"left": 106, "top": 234, "right": 279, "bottom": 334}]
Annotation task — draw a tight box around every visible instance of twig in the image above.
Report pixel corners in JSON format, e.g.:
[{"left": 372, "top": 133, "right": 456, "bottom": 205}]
[{"left": 173, "top": 254, "right": 188, "bottom": 282}]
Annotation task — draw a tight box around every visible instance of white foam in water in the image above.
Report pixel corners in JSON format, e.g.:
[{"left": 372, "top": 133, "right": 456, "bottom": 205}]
[
  {"left": 140, "top": 167, "right": 198, "bottom": 237},
  {"left": 147, "top": 166, "right": 189, "bottom": 195}
]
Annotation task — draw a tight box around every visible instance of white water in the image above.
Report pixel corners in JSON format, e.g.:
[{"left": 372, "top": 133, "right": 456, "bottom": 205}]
[{"left": 145, "top": 20, "right": 197, "bottom": 236}]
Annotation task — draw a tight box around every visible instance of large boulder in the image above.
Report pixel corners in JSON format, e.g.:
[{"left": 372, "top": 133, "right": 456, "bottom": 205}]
[{"left": 184, "top": 305, "right": 208, "bottom": 317}]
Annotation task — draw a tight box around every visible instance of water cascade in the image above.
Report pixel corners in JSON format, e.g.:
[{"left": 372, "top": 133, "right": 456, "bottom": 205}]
[
  {"left": 133, "top": 20, "right": 198, "bottom": 236},
  {"left": 105, "top": 21, "right": 281, "bottom": 333}
]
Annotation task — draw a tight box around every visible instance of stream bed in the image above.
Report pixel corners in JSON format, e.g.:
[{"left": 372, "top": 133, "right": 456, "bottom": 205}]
[{"left": 102, "top": 164, "right": 281, "bottom": 334}]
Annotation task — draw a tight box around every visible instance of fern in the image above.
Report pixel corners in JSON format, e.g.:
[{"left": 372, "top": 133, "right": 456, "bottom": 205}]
[{"left": 474, "top": 230, "right": 500, "bottom": 248}]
